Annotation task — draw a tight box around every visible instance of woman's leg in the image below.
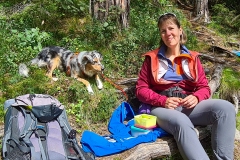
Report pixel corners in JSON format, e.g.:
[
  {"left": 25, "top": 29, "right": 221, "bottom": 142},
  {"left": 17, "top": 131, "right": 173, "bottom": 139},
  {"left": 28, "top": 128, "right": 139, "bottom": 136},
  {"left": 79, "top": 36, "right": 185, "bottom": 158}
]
[
  {"left": 151, "top": 107, "right": 209, "bottom": 160},
  {"left": 182, "top": 99, "right": 236, "bottom": 160}
]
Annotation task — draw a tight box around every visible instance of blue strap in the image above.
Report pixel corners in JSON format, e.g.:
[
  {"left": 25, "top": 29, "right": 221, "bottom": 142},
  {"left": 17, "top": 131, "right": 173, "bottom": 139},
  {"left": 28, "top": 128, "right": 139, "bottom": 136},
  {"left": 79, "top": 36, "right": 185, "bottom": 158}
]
[{"left": 108, "top": 101, "right": 135, "bottom": 138}]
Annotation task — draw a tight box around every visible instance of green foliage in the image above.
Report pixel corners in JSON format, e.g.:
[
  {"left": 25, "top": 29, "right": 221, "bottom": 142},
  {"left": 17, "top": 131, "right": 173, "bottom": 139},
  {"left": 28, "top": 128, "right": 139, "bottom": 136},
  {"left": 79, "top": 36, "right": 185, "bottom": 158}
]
[
  {"left": 237, "top": 112, "right": 240, "bottom": 130},
  {"left": 54, "top": 0, "right": 89, "bottom": 17},
  {"left": 0, "top": 27, "right": 52, "bottom": 75},
  {"left": 210, "top": 3, "right": 240, "bottom": 34},
  {"left": 7, "top": 2, "right": 57, "bottom": 30},
  {"left": 236, "top": 57, "right": 240, "bottom": 63},
  {"left": 11, "top": 28, "right": 51, "bottom": 52},
  {"left": 184, "top": 28, "right": 199, "bottom": 50},
  {"left": 219, "top": 68, "right": 240, "bottom": 100},
  {"left": 0, "top": 67, "right": 49, "bottom": 98},
  {"left": 66, "top": 99, "right": 86, "bottom": 124},
  {"left": 108, "top": 33, "right": 143, "bottom": 76},
  {"left": 209, "top": 0, "right": 240, "bottom": 15},
  {"left": 79, "top": 19, "right": 118, "bottom": 48},
  {"left": 65, "top": 80, "right": 120, "bottom": 131},
  {"left": 90, "top": 89, "right": 119, "bottom": 122}
]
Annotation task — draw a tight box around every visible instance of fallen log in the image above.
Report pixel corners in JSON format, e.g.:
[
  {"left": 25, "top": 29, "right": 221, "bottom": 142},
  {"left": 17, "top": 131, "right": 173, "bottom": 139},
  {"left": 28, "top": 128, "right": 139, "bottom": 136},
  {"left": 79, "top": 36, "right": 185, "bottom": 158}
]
[
  {"left": 116, "top": 78, "right": 138, "bottom": 85},
  {"left": 96, "top": 126, "right": 211, "bottom": 160},
  {"left": 227, "top": 42, "right": 240, "bottom": 49},
  {"left": 210, "top": 45, "right": 236, "bottom": 57},
  {"left": 208, "top": 64, "right": 223, "bottom": 97},
  {"left": 199, "top": 53, "right": 225, "bottom": 63}
]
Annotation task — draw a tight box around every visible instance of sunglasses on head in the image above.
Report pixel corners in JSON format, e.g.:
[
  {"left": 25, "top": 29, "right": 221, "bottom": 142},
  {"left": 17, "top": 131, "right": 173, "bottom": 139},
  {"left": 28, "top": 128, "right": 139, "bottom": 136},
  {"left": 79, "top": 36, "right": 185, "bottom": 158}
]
[{"left": 158, "top": 13, "right": 177, "bottom": 20}]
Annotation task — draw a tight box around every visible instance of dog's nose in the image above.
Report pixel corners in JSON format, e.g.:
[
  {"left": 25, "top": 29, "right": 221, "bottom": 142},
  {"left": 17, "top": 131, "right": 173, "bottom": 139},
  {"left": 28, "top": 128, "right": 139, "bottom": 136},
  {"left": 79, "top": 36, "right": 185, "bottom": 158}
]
[{"left": 101, "top": 65, "right": 104, "bottom": 71}]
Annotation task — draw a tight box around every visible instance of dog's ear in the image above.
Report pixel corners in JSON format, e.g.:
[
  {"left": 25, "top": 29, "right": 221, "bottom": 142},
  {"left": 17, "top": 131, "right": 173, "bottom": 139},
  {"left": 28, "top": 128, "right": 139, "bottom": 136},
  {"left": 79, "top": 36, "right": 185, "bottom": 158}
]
[
  {"left": 48, "top": 50, "right": 59, "bottom": 58},
  {"left": 82, "top": 54, "right": 93, "bottom": 65},
  {"left": 92, "top": 51, "right": 103, "bottom": 60}
]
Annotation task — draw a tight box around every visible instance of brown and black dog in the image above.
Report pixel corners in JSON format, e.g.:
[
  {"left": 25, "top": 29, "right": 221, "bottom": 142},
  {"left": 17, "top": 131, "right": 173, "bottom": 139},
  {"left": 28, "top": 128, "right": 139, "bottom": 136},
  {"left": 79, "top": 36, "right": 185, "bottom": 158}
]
[{"left": 31, "top": 46, "right": 104, "bottom": 94}]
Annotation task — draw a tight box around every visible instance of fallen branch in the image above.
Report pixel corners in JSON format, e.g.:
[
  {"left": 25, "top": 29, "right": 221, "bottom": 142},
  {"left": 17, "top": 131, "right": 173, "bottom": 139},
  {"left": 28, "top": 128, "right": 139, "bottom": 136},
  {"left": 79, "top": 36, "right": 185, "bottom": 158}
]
[
  {"left": 116, "top": 78, "right": 138, "bottom": 85},
  {"left": 227, "top": 42, "right": 240, "bottom": 49},
  {"left": 176, "top": 0, "right": 193, "bottom": 10},
  {"left": 210, "top": 46, "right": 236, "bottom": 57},
  {"left": 199, "top": 53, "right": 225, "bottom": 63},
  {"left": 208, "top": 64, "right": 223, "bottom": 97},
  {"left": 232, "top": 93, "right": 239, "bottom": 114}
]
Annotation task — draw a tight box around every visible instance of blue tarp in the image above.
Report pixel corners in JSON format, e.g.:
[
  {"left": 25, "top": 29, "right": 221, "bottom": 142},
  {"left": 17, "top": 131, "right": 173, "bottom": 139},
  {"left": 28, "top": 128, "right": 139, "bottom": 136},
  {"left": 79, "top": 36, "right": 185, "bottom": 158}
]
[
  {"left": 232, "top": 50, "right": 240, "bottom": 56},
  {"left": 80, "top": 102, "right": 169, "bottom": 157}
]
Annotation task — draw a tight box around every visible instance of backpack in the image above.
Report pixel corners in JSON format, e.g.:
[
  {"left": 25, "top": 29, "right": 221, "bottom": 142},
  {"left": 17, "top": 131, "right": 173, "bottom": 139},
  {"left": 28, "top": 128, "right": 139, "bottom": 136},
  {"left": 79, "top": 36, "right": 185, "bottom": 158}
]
[{"left": 2, "top": 94, "right": 95, "bottom": 160}]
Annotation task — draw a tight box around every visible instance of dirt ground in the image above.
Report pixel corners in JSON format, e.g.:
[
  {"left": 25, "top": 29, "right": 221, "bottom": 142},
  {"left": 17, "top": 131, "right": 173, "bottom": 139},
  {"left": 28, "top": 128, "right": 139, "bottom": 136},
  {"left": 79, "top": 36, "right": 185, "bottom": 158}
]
[
  {"left": 203, "top": 136, "right": 240, "bottom": 160},
  {"left": 234, "top": 141, "right": 240, "bottom": 159}
]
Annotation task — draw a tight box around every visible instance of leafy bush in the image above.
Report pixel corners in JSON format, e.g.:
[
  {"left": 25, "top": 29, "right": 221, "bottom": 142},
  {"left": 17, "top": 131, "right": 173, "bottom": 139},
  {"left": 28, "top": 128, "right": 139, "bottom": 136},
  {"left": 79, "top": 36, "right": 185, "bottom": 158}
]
[
  {"left": 0, "top": 27, "right": 52, "bottom": 75},
  {"left": 210, "top": 3, "right": 240, "bottom": 34},
  {"left": 209, "top": 0, "right": 240, "bottom": 15},
  {"left": 219, "top": 68, "right": 240, "bottom": 101},
  {"left": 55, "top": 0, "right": 89, "bottom": 17}
]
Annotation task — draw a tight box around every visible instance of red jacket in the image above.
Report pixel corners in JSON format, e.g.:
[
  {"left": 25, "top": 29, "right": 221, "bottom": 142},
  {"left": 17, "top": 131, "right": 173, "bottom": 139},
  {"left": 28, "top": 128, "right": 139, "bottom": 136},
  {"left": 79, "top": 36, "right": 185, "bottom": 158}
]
[{"left": 135, "top": 49, "right": 211, "bottom": 107}]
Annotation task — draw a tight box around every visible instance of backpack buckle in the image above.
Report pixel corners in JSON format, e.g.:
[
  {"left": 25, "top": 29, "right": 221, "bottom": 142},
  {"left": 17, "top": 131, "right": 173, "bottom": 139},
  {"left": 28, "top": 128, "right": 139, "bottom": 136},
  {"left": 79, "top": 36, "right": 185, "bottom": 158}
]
[
  {"left": 20, "top": 131, "right": 27, "bottom": 140},
  {"left": 68, "top": 129, "right": 76, "bottom": 139}
]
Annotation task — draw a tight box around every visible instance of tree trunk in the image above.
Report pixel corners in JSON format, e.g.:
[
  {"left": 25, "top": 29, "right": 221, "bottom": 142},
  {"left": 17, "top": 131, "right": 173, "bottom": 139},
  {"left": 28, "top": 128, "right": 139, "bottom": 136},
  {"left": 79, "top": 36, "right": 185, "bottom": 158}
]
[
  {"left": 90, "top": 0, "right": 130, "bottom": 28},
  {"left": 193, "top": 0, "right": 210, "bottom": 23}
]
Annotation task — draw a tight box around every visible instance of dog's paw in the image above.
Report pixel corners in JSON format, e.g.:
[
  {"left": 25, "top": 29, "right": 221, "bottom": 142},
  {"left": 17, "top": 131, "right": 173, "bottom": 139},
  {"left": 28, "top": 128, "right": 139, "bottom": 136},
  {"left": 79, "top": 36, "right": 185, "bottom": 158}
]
[
  {"left": 97, "top": 83, "right": 103, "bottom": 90},
  {"left": 87, "top": 86, "right": 94, "bottom": 95},
  {"left": 96, "top": 80, "right": 103, "bottom": 90},
  {"left": 52, "top": 77, "right": 59, "bottom": 81}
]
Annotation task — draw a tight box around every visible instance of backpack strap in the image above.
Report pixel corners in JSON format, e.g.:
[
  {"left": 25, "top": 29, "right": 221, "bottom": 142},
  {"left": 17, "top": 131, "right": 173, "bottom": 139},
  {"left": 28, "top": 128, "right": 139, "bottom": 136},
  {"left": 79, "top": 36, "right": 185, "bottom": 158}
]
[
  {"left": 57, "top": 110, "right": 72, "bottom": 133},
  {"left": 19, "top": 108, "right": 48, "bottom": 160},
  {"left": 57, "top": 110, "right": 95, "bottom": 160},
  {"left": 34, "top": 123, "right": 48, "bottom": 160},
  {"left": 6, "top": 138, "right": 30, "bottom": 153},
  {"left": 2, "top": 104, "right": 39, "bottom": 159},
  {"left": 2, "top": 102, "right": 32, "bottom": 158},
  {"left": 2, "top": 106, "right": 19, "bottom": 157}
]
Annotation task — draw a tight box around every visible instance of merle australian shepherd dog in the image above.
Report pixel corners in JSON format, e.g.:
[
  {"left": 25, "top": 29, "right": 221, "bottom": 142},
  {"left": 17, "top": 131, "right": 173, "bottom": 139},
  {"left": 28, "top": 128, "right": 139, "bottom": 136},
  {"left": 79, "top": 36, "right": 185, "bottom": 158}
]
[{"left": 31, "top": 46, "right": 104, "bottom": 94}]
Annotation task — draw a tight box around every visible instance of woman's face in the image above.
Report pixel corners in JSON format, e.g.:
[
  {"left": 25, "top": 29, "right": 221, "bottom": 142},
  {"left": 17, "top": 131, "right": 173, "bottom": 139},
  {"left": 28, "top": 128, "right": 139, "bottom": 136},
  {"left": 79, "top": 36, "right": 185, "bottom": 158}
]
[{"left": 159, "top": 20, "right": 182, "bottom": 49}]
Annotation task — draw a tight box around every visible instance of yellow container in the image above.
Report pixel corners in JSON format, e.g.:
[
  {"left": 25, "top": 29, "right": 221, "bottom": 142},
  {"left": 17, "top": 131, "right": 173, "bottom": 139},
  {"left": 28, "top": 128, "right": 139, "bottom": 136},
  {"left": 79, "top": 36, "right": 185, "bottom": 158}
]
[{"left": 134, "top": 114, "right": 157, "bottom": 128}]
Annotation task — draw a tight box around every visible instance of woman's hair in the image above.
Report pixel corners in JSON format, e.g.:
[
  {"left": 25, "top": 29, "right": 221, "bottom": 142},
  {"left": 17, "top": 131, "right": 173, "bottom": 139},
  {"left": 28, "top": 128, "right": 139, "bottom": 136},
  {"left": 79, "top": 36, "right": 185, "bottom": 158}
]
[{"left": 157, "top": 13, "right": 187, "bottom": 46}]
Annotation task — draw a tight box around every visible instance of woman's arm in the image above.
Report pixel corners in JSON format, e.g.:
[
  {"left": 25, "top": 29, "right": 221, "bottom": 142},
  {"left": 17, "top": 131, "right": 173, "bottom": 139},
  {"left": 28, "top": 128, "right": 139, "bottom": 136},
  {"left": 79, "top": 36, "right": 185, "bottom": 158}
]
[
  {"left": 192, "top": 57, "right": 211, "bottom": 102},
  {"left": 136, "top": 56, "right": 168, "bottom": 107}
]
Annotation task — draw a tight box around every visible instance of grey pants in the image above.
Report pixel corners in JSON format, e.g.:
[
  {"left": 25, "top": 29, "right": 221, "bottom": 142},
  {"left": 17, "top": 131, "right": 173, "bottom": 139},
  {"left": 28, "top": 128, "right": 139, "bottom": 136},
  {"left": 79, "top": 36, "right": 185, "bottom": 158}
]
[{"left": 150, "top": 99, "right": 236, "bottom": 160}]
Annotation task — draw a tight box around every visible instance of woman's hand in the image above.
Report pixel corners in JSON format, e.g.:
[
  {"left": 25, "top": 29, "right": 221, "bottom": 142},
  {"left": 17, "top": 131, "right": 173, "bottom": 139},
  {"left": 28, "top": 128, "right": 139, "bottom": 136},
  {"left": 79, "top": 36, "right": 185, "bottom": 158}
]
[
  {"left": 165, "top": 97, "right": 182, "bottom": 109},
  {"left": 180, "top": 95, "right": 199, "bottom": 109}
]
